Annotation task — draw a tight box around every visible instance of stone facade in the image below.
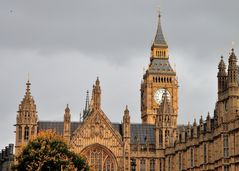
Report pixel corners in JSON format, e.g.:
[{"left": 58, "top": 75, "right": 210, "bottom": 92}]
[
  {"left": 14, "top": 13, "right": 239, "bottom": 171},
  {"left": 0, "top": 144, "right": 14, "bottom": 171}
]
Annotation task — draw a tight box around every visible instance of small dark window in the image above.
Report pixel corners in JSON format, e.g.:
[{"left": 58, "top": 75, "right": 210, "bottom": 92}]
[{"left": 24, "top": 126, "right": 29, "bottom": 140}]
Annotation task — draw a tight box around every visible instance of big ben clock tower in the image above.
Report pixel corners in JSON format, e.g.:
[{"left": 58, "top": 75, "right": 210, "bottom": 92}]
[{"left": 141, "top": 13, "right": 178, "bottom": 125}]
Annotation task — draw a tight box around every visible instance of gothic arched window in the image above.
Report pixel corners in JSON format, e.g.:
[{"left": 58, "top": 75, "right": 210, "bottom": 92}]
[
  {"left": 140, "top": 159, "right": 146, "bottom": 171},
  {"left": 19, "top": 126, "right": 22, "bottom": 142},
  {"left": 31, "top": 126, "right": 35, "bottom": 136},
  {"left": 24, "top": 126, "right": 29, "bottom": 140},
  {"left": 82, "top": 144, "right": 116, "bottom": 171}
]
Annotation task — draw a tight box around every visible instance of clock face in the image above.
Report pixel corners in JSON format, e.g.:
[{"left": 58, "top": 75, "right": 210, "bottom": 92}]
[{"left": 154, "top": 88, "right": 170, "bottom": 104}]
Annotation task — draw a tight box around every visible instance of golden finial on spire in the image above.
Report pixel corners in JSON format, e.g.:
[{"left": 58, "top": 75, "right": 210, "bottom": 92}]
[{"left": 156, "top": 6, "right": 161, "bottom": 17}]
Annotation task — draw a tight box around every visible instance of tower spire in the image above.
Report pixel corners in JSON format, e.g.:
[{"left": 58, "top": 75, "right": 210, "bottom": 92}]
[
  {"left": 83, "top": 90, "right": 90, "bottom": 120},
  {"left": 26, "top": 79, "right": 31, "bottom": 95},
  {"left": 217, "top": 56, "right": 227, "bottom": 93},
  {"left": 153, "top": 12, "right": 168, "bottom": 47},
  {"left": 15, "top": 80, "right": 38, "bottom": 155},
  {"left": 85, "top": 90, "right": 90, "bottom": 111},
  {"left": 141, "top": 12, "right": 178, "bottom": 125},
  {"left": 91, "top": 77, "right": 101, "bottom": 110},
  {"left": 64, "top": 104, "right": 71, "bottom": 144},
  {"left": 150, "top": 12, "right": 169, "bottom": 59},
  {"left": 159, "top": 90, "right": 173, "bottom": 114},
  {"left": 228, "top": 48, "right": 238, "bottom": 87}
]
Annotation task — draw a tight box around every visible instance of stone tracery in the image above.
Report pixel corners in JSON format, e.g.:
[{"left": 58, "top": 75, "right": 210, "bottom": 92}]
[{"left": 81, "top": 144, "right": 117, "bottom": 171}]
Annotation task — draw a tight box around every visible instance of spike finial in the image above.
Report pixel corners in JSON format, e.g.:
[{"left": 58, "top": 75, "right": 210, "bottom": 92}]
[
  {"left": 26, "top": 77, "right": 31, "bottom": 95},
  {"left": 124, "top": 105, "right": 129, "bottom": 115},
  {"left": 152, "top": 10, "right": 167, "bottom": 47},
  {"left": 193, "top": 118, "right": 197, "bottom": 126},
  {"left": 92, "top": 77, "right": 101, "bottom": 110},
  {"left": 157, "top": 7, "right": 161, "bottom": 18},
  {"left": 83, "top": 90, "right": 90, "bottom": 120},
  {"left": 218, "top": 55, "right": 226, "bottom": 71},
  {"left": 96, "top": 77, "right": 100, "bottom": 86},
  {"left": 65, "top": 104, "right": 70, "bottom": 113},
  {"left": 200, "top": 115, "right": 203, "bottom": 124},
  {"left": 85, "top": 90, "right": 89, "bottom": 110},
  {"left": 229, "top": 48, "right": 237, "bottom": 61},
  {"left": 207, "top": 112, "right": 211, "bottom": 120}
]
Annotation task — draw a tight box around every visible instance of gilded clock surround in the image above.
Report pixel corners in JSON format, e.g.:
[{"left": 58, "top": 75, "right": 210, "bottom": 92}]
[{"left": 154, "top": 88, "right": 170, "bottom": 104}]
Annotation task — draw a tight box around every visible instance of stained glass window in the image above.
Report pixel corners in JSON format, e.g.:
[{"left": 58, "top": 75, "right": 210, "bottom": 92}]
[{"left": 83, "top": 146, "right": 115, "bottom": 171}]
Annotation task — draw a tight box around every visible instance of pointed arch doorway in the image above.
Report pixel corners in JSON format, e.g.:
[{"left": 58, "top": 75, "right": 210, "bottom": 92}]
[{"left": 81, "top": 144, "right": 118, "bottom": 171}]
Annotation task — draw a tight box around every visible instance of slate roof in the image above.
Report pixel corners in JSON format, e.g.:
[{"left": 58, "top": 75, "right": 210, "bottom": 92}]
[
  {"left": 148, "top": 58, "right": 174, "bottom": 74},
  {"left": 38, "top": 121, "right": 80, "bottom": 135},
  {"left": 38, "top": 121, "right": 156, "bottom": 145},
  {"left": 153, "top": 14, "right": 167, "bottom": 47},
  {"left": 130, "top": 124, "right": 155, "bottom": 144}
]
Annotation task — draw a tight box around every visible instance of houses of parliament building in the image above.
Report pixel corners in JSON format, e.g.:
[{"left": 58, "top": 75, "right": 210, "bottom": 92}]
[{"left": 14, "top": 13, "right": 239, "bottom": 171}]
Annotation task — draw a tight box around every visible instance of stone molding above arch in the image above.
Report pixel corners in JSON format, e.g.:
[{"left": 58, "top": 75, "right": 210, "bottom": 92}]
[{"left": 81, "top": 143, "right": 118, "bottom": 171}]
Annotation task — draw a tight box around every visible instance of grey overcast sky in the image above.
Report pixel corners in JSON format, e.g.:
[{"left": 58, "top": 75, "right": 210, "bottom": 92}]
[{"left": 0, "top": 0, "right": 238, "bottom": 148}]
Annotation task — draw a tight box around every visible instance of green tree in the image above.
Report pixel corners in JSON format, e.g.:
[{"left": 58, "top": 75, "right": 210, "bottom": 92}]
[{"left": 14, "top": 130, "right": 89, "bottom": 171}]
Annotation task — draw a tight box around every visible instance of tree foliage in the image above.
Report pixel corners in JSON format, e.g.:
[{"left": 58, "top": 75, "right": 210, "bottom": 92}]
[{"left": 14, "top": 130, "right": 89, "bottom": 171}]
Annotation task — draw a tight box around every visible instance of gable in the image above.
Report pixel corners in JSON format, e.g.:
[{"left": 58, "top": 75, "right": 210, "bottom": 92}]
[{"left": 70, "top": 109, "right": 123, "bottom": 154}]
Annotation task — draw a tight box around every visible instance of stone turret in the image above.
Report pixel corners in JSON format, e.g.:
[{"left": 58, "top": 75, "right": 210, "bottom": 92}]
[
  {"left": 217, "top": 56, "right": 227, "bottom": 95},
  {"left": 228, "top": 49, "right": 238, "bottom": 88},
  {"left": 63, "top": 104, "right": 71, "bottom": 144},
  {"left": 200, "top": 116, "right": 204, "bottom": 133},
  {"left": 206, "top": 113, "right": 211, "bottom": 132},
  {"left": 193, "top": 119, "right": 198, "bottom": 138},
  {"left": 226, "top": 49, "right": 239, "bottom": 121},
  {"left": 187, "top": 122, "right": 192, "bottom": 139},
  {"left": 15, "top": 80, "right": 38, "bottom": 155},
  {"left": 156, "top": 90, "right": 175, "bottom": 148},
  {"left": 91, "top": 77, "right": 101, "bottom": 110},
  {"left": 181, "top": 127, "right": 186, "bottom": 143},
  {"left": 122, "top": 106, "right": 131, "bottom": 171}
]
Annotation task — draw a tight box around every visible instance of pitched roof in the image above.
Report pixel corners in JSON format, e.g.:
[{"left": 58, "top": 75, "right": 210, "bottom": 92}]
[
  {"left": 148, "top": 58, "right": 175, "bottom": 74},
  {"left": 38, "top": 121, "right": 80, "bottom": 135},
  {"left": 130, "top": 124, "right": 155, "bottom": 144},
  {"left": 38, "top": 121, "right": 156, "bottom": 145},
  {"left": 153, "top": 14, "right": 168, "bottom": 47}
]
